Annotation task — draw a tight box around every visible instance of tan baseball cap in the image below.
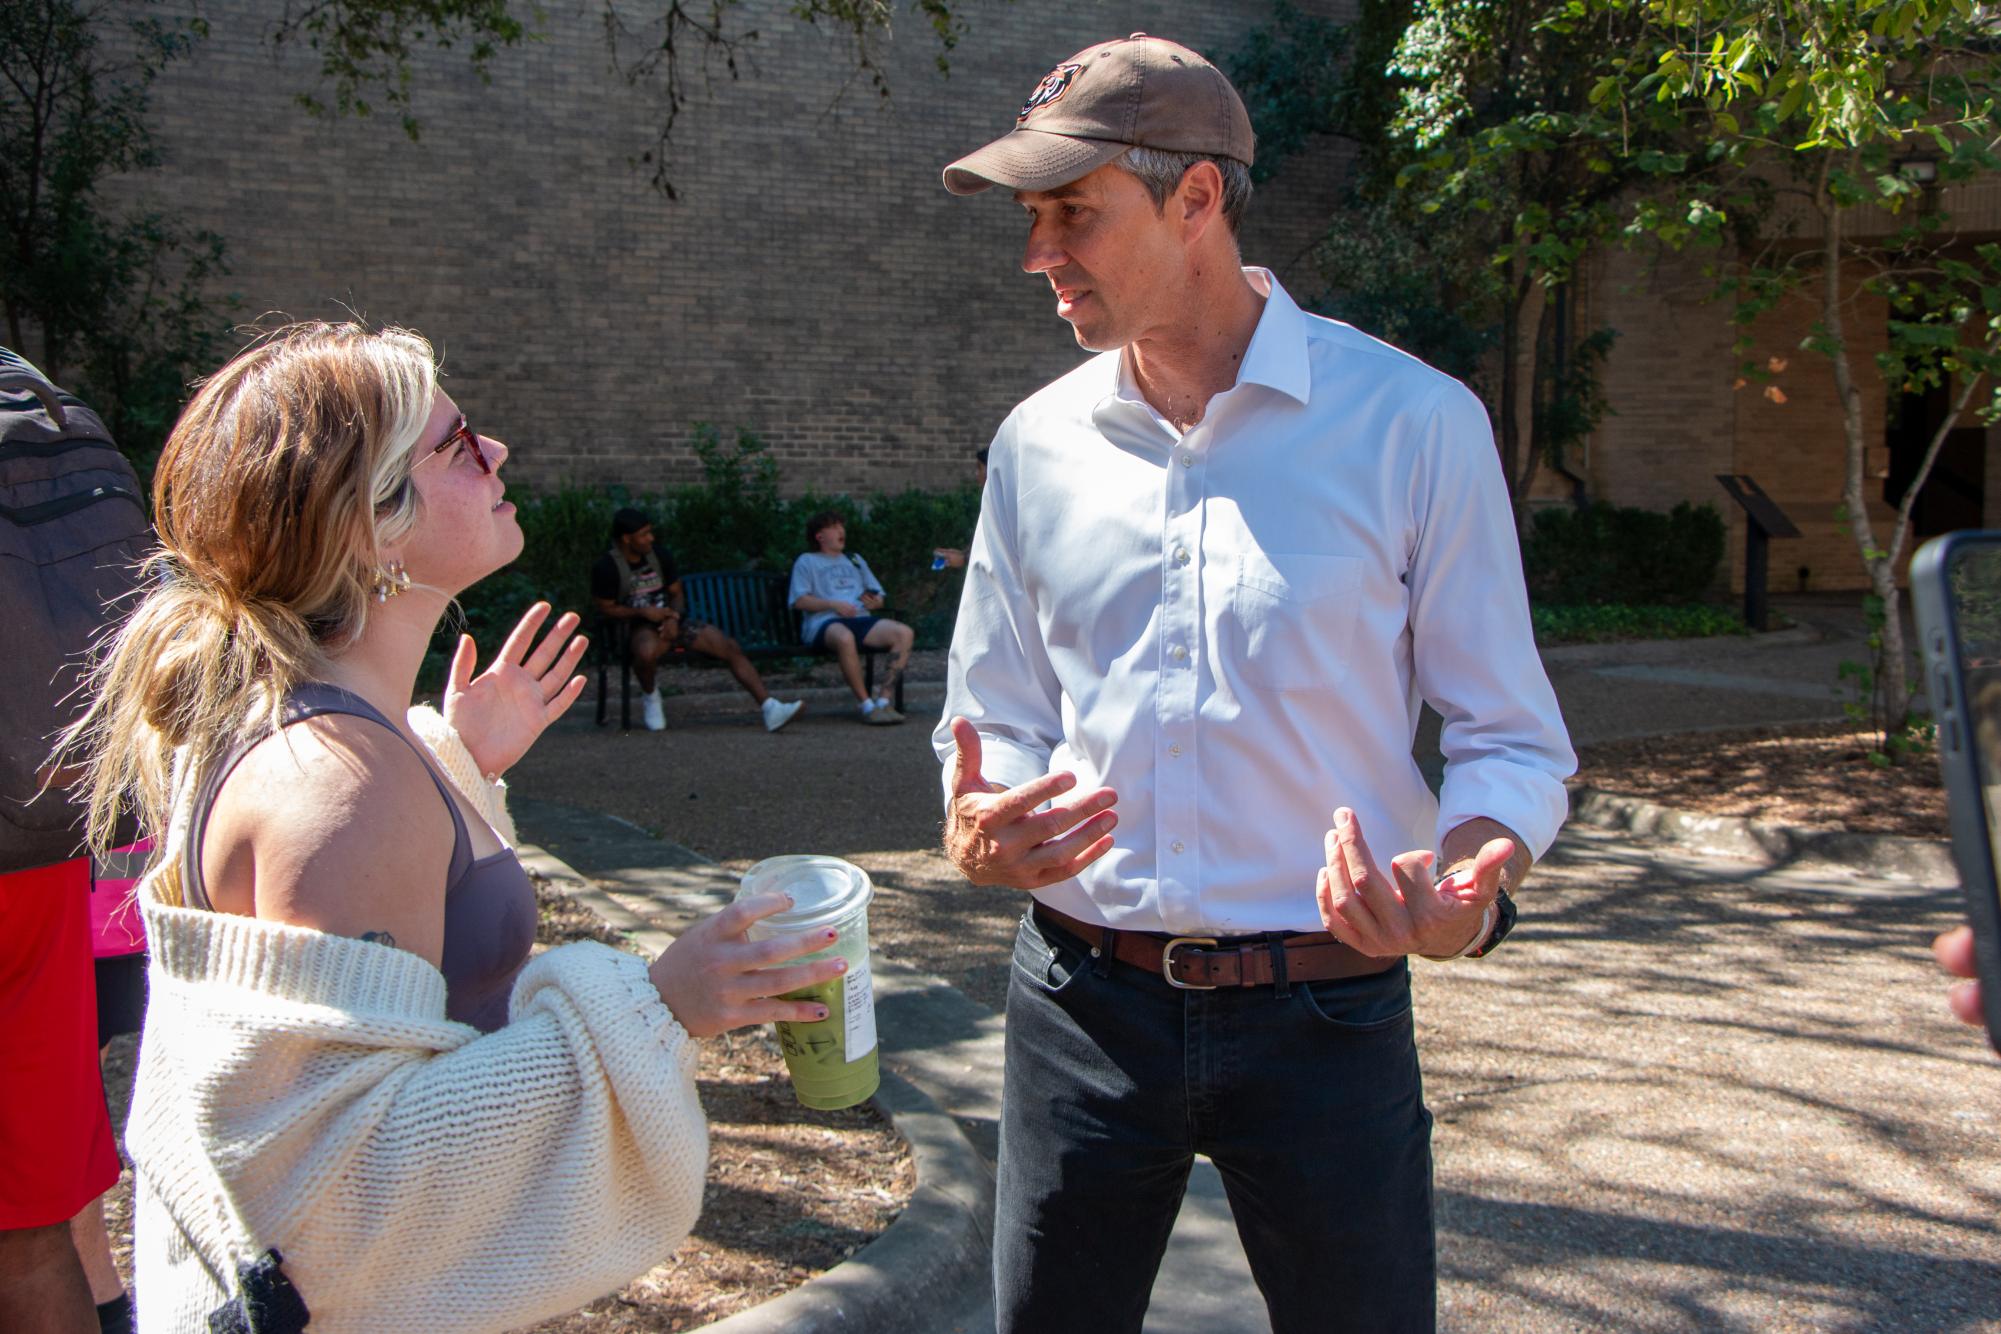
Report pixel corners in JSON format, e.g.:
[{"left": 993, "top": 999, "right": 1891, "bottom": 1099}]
[{"left": 942, "top": 33, "right": 1255, "bottom": 196}]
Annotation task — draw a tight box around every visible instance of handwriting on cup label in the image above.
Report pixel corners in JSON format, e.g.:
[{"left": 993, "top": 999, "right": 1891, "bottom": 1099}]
[{"left": 775, "top": 958, "right": 876, "bottom": 1068}]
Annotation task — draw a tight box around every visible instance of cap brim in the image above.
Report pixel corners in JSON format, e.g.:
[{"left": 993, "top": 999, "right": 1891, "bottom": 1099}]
[{"left": 942, "top": 130, "right": 1130, "bottom": 196}]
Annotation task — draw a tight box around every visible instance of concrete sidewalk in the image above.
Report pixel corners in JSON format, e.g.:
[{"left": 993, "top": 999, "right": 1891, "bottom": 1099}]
[
  {"left": 513, "top": 794, "right": 2000, "bottom": 1333},
  {"left": 509, "top": 595, "right": 1998, "bottom": 1331}
]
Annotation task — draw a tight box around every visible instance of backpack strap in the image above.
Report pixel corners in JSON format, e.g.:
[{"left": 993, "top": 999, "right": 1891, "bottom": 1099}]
[
  {"left": 0, "top": 368, "right": 67, "bottom": 428},
  {"left": 610, "top": 547, "right": 662, "bottom": 605}
]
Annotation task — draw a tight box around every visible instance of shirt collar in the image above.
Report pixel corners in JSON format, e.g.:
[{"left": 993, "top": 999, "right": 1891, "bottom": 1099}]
[
  {"left": 1101, "top": 267, "right": 1313, "bottom": 421},
  {"left": 1236, "top": 268, "right": 1312, "bottom": 406}
]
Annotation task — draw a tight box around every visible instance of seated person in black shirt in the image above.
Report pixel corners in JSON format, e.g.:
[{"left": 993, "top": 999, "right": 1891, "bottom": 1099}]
[{"left": 590, "top": 508, "right": 803, "bottom": 733}]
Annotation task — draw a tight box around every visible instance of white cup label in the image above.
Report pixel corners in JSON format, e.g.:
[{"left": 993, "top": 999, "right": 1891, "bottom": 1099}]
[{"left": 844, "top": 956, "right": 877, "bottom": 1060}]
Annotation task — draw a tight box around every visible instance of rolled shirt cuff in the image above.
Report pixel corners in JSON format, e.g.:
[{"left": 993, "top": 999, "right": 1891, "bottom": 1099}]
[{"left": 1435, "top": 762, "right": 1571, "bottom": 862}]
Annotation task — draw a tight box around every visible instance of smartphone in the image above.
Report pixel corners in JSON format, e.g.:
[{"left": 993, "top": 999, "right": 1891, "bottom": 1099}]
[{"left": 1911, "top": 530, "right": 2001, "bottom": 1052}]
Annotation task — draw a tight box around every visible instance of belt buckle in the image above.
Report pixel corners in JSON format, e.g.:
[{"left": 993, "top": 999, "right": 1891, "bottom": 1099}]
[{"left": 1162, "top": 937, "right": 1219, "bottom": 990}]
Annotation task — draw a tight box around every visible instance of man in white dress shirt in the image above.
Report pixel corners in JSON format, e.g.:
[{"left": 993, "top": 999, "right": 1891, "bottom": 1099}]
[{"left": 932, "top": 34, "right": 1576, "bottom": 1334}]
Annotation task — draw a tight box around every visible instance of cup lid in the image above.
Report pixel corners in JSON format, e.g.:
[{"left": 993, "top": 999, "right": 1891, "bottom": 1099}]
[{"left": 737, "top": 855, "right": 872, "bottom": 931}]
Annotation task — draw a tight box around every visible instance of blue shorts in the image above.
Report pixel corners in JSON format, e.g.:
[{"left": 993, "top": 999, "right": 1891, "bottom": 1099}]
[{"left": 812, "top": 616, "right": 881, "bottom": 651}]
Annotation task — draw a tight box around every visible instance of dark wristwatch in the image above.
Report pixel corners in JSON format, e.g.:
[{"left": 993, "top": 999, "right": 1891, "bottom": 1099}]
[{"left": 1464, "top": 887, "right": 1517, "bottom": 959}]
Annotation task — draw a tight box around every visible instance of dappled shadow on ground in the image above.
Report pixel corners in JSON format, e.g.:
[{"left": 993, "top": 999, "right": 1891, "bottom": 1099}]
[
  {"left": 1422, "top": 825, "right": 1999, "bottom": 1329},
  {"left": 510, "top": 696, "right": 2001, "bottom": 1330},
  {"left": 1439, "top": 1190, "right": 2000, "bottom": 1330}
]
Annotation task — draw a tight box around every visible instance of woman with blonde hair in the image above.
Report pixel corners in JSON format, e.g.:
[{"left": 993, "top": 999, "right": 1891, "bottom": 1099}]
[{"left": 61, "top": 322, "right": 845, "bottom": 1332}]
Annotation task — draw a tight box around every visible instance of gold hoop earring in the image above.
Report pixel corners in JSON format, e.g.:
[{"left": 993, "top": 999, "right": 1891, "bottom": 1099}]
[{"left": 371, "top": 561, "right": 411, "bottom": 603}]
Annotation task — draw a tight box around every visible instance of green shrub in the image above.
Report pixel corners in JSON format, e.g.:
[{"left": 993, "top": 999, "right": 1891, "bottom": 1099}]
[
  {"left": 1522, "top": 501, "right": 1725, "bottom": 605},
  {"left": 660, "top": 424, "right": 798, "bottom": 572},
  {"left": 1531, "top": 603, "right": 1745, "bottom": 645}
]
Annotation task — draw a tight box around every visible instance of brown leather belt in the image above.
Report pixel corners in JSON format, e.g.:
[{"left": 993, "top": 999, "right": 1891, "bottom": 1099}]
[{"left": 1035, "top": 905, "right": 1394, "bottom": 990}]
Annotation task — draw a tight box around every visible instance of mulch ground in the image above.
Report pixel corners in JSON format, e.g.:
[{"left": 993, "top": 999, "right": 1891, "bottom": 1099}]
[
  {"left": 525, "top": 878, "right": 914, "bottom": 1332},
  {"left": 525, "top": 1026, "right": 912, "bottom": 1333},
  {"left": 1573, "top": 718, "right": 1948, "bottom": 838}
]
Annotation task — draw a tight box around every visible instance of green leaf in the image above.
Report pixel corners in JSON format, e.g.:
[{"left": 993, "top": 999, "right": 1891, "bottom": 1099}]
[{"left": 1777, "top": 79, "right": 1806, "bottom": 124}]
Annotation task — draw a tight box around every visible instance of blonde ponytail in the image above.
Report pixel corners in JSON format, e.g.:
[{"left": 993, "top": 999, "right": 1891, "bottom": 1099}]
[{"left": 55, "top": 322, "right": 439, "bottom": 898}]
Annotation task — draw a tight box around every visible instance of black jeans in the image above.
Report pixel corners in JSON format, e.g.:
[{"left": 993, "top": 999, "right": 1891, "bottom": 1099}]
[{"left": 994, "top": 909, "right": 1436, "bottom": 1334}]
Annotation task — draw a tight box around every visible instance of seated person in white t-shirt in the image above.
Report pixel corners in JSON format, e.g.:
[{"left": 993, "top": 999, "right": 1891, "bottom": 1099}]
[
  {"left": 787, "top": 510, "right": 914, "bottom": 725},
  {"left": 591, "top": 508, "right": 802, "bottom": 733}
]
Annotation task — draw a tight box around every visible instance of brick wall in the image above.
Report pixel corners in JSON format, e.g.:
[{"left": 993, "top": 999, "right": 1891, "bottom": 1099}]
[
  {"left": 1726, "top": 264, "right": 1894, "bottom": 596},
  {"left": 1584, "top": 242, "right": 1919, "bottom": 593},
  {"left": 122, "top": 0, "right": 1350, "bottom": 496}
]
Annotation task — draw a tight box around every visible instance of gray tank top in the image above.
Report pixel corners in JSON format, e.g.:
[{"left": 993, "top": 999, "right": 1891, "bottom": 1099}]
[{"left": 182, "top": 682, "right": 536, "bottom": 1033}]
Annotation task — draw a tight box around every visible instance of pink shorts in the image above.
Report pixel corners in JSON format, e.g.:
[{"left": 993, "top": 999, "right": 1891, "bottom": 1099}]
[{"left": 0, "top": 859, "right": 120, "bottom": 1227}]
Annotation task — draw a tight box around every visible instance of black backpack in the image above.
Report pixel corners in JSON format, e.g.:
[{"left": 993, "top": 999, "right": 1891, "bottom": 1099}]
[{"left": 0, "top": 347, "right": 152, "bottom": 875}]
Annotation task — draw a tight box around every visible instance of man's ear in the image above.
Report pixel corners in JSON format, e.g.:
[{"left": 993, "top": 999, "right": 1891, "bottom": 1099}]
[{"left": 1176, "top": 160, "right": 1226, "bottom": 243}]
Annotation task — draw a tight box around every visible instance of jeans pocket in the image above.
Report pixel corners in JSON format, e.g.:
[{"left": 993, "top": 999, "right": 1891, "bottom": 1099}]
[
  {"left": 1295, "top": 963, "right": 1413, "bottom": 1032},
  {"left": 1011, "top": 912, "right": 1086, "bottom": 994}
]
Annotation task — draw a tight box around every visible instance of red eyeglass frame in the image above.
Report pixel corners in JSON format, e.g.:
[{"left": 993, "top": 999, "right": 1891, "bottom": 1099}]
[{"left": 424, "top": 414, "right": 492, "bottom": 474}]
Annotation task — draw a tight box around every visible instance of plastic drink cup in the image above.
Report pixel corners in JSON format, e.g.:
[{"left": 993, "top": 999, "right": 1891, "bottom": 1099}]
[{"left": 736, "top": 855, "right": 880, "bottom": 1110}]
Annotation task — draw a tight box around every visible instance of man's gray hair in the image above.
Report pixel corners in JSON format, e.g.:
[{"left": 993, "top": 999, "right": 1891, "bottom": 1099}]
[{"left": 1114, "top": 146, "right": 1253, "bottom": 234}]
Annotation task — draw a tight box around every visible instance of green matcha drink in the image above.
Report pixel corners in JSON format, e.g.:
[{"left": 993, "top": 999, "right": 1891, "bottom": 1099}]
[{"left": 737, "top": 855, "right": 879, "bottom": 1111}]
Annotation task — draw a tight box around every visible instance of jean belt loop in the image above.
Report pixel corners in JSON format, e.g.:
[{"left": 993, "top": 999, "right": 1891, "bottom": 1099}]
[
  {"left": 1092, "top": 925, "right": 1114, "bottom": 977},
  {"left": 1267, "top": 932, "right": 1291, "bottom": 998}
]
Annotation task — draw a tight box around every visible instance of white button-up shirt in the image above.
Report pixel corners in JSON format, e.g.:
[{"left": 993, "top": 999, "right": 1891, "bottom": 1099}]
[{"left": 934, "top": 269, "right": 1575, "bottom": 935}]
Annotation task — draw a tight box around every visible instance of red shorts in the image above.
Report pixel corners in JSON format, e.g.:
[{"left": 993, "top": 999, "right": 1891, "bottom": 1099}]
[{"left": 0, "top": 858, "right": 120, "bottom": 1228}]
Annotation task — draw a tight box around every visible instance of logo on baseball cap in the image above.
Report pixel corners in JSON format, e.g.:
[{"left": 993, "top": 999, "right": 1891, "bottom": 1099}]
[{"left": 943, "top": 33, "right": 1255, "bottom": 197}]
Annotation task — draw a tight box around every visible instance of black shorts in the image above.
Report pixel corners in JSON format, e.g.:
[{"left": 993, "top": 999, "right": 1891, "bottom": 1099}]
[
  {"left": 94, "top": 953, "right": 147, "bottom": 1047},
  {"left": 812, "top": 616, "right": 881, "bottom": 651}
]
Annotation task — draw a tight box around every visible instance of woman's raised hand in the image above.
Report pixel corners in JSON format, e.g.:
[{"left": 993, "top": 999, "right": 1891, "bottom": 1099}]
[
  {"left": 442, "top": 602, "right": 589, "bottom": 778},
  {"left": 648, "top": 893, "right": 850, "bottom": 1040}
]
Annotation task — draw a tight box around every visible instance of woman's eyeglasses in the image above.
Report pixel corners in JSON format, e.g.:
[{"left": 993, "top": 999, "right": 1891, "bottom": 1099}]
[{"left": 419, "top": 414, "right": 492, "bottom": 475}]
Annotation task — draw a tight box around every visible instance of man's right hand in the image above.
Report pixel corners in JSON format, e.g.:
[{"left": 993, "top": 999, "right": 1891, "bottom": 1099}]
[{"left": 943, "top": 716, "right": 1117, "bottom": 888}]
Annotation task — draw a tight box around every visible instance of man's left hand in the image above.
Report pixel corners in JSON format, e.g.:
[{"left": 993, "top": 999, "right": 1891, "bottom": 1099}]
[
  {"left": 860, "top": 591, "right": 884, "bottom": 611},
  {"left": 1316, "top": 808, "right": 1514, "bottom": 959},
  {"left": 443, "top": 602, "right": 590, "bottom": 778}
]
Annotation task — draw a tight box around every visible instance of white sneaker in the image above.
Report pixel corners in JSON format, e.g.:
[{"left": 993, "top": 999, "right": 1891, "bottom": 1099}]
[
  {"left": 641, "top": 689, "right": 665, "bottom": 732},
  {"left": 761, "top": 698, "right": 803, "bottom": 732}
]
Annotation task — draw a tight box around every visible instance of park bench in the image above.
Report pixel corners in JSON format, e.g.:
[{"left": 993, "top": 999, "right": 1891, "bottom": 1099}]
[{"left": 594, "top": 569, "right": 907, "bottom": 729}]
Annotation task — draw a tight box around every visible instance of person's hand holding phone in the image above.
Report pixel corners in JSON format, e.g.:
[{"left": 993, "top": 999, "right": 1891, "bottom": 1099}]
[{"left": 1934, "top": 925, "right": 1988, "bottom": 1033}]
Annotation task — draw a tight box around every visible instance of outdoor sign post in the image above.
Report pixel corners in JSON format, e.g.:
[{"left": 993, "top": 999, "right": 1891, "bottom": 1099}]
[{"left": 1715, "top": 474, "right": 1801, "bottom": 632}]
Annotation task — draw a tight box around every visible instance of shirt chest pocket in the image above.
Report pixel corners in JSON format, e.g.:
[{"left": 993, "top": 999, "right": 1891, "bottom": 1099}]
[{"left": 1225, "top": 551, "right": 1364, "bottom": 692}]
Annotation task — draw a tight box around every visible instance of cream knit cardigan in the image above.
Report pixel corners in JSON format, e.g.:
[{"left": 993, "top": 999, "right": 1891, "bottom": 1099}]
[{"left": 128, "top": 707, "right": 707, "bottom": 1333}]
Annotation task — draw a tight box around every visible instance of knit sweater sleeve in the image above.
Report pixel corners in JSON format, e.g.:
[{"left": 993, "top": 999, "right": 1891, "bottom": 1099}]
[{"left": 128, "top": 907, "right": 706, "bottom": 1334}]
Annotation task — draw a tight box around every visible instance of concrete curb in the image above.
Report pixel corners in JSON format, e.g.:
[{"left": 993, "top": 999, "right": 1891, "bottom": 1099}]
[
  {"left": 1538, "top": 622, "right": 1821, "bottom": 665},
  {"left": 1568, "top": 785, "right": 1956, "bottom": 882},
  {"left": 702, "top": 1069, "right": 995, "bottom": 1334},
  {"left": 514, "top": 818, "right": 996, "bottom": 1333}
]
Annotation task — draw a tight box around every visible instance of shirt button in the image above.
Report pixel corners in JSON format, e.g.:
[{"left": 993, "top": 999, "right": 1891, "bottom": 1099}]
[
  {"left": 1180, "top": 452, "right": 1194, "bottom": 468},
  {"left": 1169, "top": 744, "right": 1182, "bottom": 758},
  {"left": 1171, "top": 840, "right": 1186, "bottom": 854},
  {"left": 1172, "top": 644, "right": 1188, "bottom": 661},
  {"left": 1174, "top": 547, "right": 1190, "bottom": 566}
]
